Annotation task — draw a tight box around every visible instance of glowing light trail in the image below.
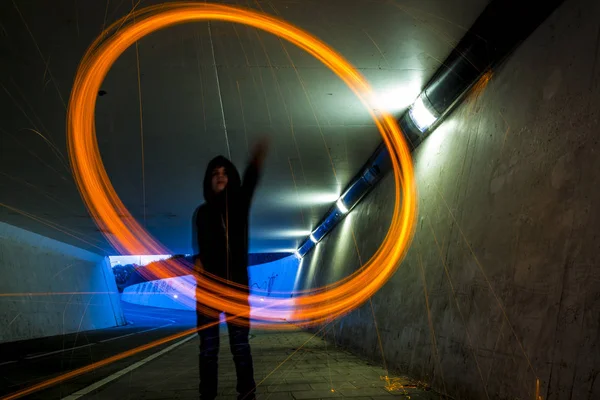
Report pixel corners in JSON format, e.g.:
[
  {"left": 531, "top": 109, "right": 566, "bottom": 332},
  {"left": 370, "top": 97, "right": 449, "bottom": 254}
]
[{"left": 66, "top": 2, "right": 417, "bottom": 328}]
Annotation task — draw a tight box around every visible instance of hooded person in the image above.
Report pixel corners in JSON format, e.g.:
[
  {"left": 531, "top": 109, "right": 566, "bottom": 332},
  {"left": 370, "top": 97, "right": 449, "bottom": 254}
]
[{"left": 192, "top": 139, "right": 268, "bottom": 400}]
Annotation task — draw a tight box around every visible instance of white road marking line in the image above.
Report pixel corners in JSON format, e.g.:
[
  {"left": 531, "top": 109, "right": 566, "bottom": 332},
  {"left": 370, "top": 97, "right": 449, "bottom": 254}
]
[
  {"left": 60, "top": 333, "right": 196, "bottom": 400},
  {"left": 24, "top": 343, "right": 96, "bottom": 360},
  {"left": 98, "top": 324, "right": 172, "bottom": 343}
]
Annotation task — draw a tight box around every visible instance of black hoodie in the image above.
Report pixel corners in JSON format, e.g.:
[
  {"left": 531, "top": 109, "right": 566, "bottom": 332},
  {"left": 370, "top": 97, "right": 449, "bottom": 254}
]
[{"left": 192, "top": 156, "right": 260, "bottom": 288}]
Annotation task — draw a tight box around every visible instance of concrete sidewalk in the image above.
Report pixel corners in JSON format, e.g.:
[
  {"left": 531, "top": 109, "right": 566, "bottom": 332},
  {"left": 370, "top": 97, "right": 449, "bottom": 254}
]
[{"left": 83, "top": 326, "right": 440, "bottom": 400}]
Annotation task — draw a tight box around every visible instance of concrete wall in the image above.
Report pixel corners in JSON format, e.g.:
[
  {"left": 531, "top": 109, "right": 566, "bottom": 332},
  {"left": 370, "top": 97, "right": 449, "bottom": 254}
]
[
  {"left": 0, "top": 222, "right": 126, "bottom": 343},
  {"left": 296, "top": 0, "right": 600, "bottom": 399}
]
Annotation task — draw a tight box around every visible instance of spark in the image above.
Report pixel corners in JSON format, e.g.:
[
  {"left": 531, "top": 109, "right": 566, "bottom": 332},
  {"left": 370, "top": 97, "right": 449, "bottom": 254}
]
[
  {"left": 417, "top": 252, "right": 447, "bottom": 394},
  {"left": 0, "top": 203, "right": 109, "bottom": 252},
  {"left": 287, "top": 157, "right": 306, "bottom": 227},
  {"left": 7, "top": 313, "right": 21, "bottom": 328},
  {"left": 1, "top": 171, "right": 64, "bottom": 207},
  {"left": 465, "top": 70, "right": 493, "bottom": 115},
  {"left": 257, "top": 0, "right": 339, "bottom": 184},
  {"left": 51, "top": 263, "right": 76, "bottom": 279},
  {"left": 0, "top": 82, "right": 69, "bottom": 172},
  {"left": 1, "top": 126, "right": 71, "bottom": 181},
  {"left": 11, "top": 0, "right": 67, "bottom": 109},
  {"left": 427, "top": 216, "right": 490, "bottom": 400},
  {"left": 206, "top": 14, "right": 232, "bottom": 160},
  {"left": 21, "top": 128, "right": 70, "bottom": 172},
  {"left": 193, "top": 31, "right": 207, "bottom": 132},
  {"left": 102, "top": 0, "right": 110, "bottom": 31},
  {"left": 236, "top": 80, "right": 250, "bottom": 156},
  {"left": 247, "top": 16, "right": 307, "bottom": 183},
  {"left": 132, "top": 1, "right": 147, "bottom": 226},
  {"left": 1, "top": 322, "right": 218, "bottom": 399},
  {"left": 432, "top": 183, "right": 539, "bottom": 381},
  {"left": 362, "top": 29, "right": 391, "bottom": 69}
]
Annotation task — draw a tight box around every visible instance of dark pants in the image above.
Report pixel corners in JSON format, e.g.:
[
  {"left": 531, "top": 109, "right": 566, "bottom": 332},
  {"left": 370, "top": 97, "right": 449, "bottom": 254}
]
[{"left": 197, "top": 311, "right": 255, "bottom": 400}]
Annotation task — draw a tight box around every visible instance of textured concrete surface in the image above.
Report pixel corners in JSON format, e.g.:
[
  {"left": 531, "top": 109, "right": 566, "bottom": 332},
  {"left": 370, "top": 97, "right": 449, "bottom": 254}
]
[
  {"left": 0, "top": 222, "right": 125, "bottom": 343},
  {"left": 296, "top": 0, "right": 600, "bottom": 399},
  {"left": 82, "top": 326, "right": 439, "bottom": 400}
]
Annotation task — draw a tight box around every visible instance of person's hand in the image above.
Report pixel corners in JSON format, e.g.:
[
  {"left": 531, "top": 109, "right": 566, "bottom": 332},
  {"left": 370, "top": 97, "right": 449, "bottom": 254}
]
[{"left": 251, "top": 136, "right": 270, "bottom": 167}]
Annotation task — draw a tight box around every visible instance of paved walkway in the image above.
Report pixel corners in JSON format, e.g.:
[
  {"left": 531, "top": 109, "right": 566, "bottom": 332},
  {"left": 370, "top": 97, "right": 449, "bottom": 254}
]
[{"left": 84, "top": 325, "right": 439, "bottom": 400}]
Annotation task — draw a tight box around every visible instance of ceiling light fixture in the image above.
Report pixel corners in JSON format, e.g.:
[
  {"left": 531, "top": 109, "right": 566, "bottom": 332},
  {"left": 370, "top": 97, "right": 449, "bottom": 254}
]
[
  {"left": 372, "top": 82, "right": 423, "bottom": 113},
  {"left": 336, "top": 198, "right": 349, "bottom": 214},
  {"left": 409, "top": 96, "right": 437, "bottom": 132}
]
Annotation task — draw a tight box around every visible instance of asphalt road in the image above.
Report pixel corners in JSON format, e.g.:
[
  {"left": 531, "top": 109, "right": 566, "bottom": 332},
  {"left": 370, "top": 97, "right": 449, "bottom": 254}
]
[{"left": 0, "top": 301, "right": 198, "bottom": 400}]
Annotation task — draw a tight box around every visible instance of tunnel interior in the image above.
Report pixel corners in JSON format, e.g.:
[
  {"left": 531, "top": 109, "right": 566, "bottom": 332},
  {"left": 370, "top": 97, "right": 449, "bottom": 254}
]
[{"left": 1, "top": 0, "right": 599, "bottom": 399}]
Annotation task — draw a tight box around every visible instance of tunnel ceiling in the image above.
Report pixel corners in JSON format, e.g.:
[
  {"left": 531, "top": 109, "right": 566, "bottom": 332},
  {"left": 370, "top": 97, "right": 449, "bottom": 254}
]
[{"left": 0, "top": 0, "right": 487, "bottom": 255}]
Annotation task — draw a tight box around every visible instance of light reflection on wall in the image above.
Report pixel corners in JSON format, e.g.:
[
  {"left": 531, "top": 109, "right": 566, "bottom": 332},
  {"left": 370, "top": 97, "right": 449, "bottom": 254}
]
[
  {"left": 414, "top": 118, "right": 458, "bottom": 182},
  {"left": 270, "top": 191, "right": 341, "bottom": 208},
  {"left": 303, "top": 239, "right": 323, "bottom": 290},
  {"left": 327, "top": 213, "right": 356, "bottom": 285},
  {"left": 292, "top": 258, "right": 305, "bottom": 294},
  {"left": 253, "top": 229, "right": 311, "bottom": 239},
  {"left": 255, "top": 248, "right": 299, "bottom": 253},
  {"left": 371, "top": 80, "right": 423, "bottom": 114}
]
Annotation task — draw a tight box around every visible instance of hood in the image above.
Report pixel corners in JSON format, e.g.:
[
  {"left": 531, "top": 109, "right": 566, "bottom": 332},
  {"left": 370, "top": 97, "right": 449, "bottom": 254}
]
[{"left": 203, "top": 155, "right": 241, "bottom": 203}]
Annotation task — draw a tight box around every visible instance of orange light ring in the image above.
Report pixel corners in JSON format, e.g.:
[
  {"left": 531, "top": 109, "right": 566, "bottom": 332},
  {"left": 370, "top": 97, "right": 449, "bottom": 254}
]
[{"left": 67, "top": 3, "right": 417, "bottom": 326}]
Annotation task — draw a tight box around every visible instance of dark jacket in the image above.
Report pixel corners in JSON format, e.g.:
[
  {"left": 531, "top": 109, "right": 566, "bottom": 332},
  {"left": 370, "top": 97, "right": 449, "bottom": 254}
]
[{"left": 192, "top": 156, "right": 260, "bottom": 288}]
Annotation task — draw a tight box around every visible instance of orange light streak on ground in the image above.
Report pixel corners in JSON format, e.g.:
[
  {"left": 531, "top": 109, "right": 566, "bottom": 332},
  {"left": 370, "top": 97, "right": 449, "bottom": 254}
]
[
  {"left": 67, "top": 2, "right": 417, "bottom": 326},
  {"left": 0, "top": 322, "right": 215, "bottom": 400}
]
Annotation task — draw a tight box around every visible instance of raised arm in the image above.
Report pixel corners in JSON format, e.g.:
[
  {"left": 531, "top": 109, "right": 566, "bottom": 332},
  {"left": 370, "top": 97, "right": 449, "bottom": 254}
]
[{"left": 242, "top": 137, "right": 269, "bottom": 202}]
